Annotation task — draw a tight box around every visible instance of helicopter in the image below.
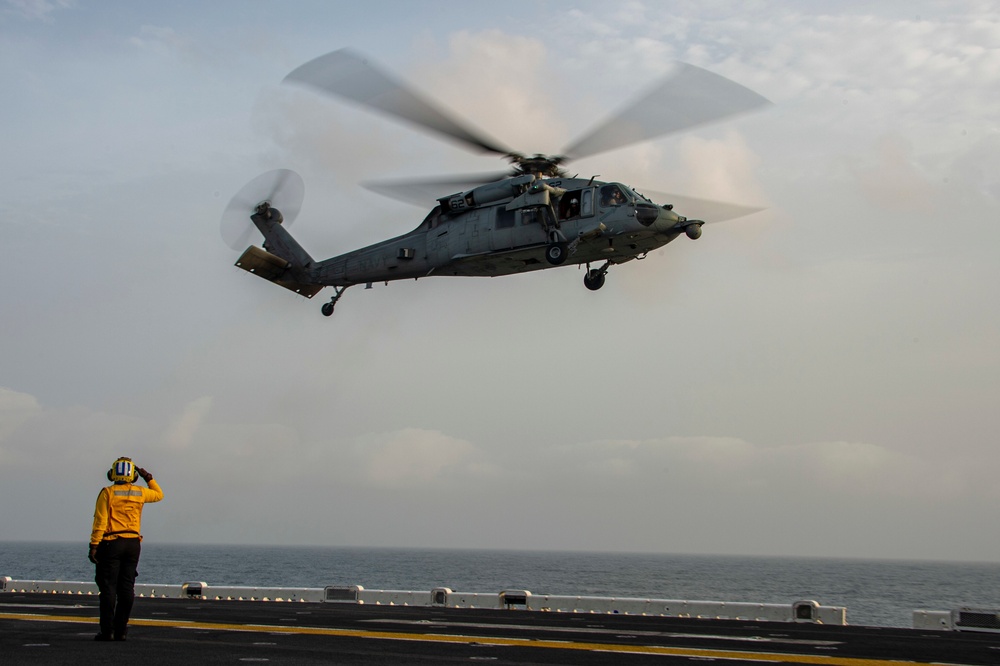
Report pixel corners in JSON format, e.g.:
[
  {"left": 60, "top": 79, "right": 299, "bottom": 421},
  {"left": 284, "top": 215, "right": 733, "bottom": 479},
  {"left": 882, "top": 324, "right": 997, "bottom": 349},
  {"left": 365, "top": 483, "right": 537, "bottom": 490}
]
[{"left": 221, "top": 49, "right": 771, "bottom": 317}]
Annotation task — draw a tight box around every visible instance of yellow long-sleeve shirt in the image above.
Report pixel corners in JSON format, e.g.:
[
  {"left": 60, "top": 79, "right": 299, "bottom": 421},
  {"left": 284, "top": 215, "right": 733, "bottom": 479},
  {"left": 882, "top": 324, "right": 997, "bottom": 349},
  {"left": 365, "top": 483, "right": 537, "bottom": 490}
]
[{"left": 90, "top": 478, "right": 164, "bottom": 545}]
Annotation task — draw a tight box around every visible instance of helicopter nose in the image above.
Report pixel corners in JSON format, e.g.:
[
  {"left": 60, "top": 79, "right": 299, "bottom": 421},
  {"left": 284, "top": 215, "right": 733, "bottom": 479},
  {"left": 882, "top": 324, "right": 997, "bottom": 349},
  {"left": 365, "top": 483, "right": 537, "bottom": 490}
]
[{"left": 651, "top": 206, "right": 686, "bottom": 233}]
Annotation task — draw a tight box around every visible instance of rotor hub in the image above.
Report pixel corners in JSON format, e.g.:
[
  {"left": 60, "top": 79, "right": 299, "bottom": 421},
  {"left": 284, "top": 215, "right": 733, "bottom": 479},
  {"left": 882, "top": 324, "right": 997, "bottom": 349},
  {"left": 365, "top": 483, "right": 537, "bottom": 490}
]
[{"left": 506, "top": 153, "right": 567, "bottom": 178}]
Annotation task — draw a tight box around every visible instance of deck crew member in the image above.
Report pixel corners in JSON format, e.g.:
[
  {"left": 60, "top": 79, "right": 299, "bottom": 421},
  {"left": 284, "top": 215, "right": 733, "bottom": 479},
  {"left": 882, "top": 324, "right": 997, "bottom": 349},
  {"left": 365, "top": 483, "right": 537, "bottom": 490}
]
[{"left": 89, "top": 457, "right": 164, "bottom": 641}]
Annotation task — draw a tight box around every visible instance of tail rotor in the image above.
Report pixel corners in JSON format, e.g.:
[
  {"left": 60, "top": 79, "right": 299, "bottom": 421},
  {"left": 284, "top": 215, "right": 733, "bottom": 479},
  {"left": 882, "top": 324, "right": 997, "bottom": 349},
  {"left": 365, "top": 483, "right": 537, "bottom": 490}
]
[{"left": 220, "top": 169, "right": 305, "bottom": 250}]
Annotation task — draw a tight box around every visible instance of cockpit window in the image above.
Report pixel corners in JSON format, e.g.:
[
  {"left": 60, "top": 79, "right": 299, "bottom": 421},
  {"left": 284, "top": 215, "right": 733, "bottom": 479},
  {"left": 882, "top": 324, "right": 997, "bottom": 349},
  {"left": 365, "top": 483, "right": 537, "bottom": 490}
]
[
  {"left": 630, "top": 187, "right": 652, "bottom": 203},
  {"left": 599, "top": 184, "right": 629, "bottom": 207}
]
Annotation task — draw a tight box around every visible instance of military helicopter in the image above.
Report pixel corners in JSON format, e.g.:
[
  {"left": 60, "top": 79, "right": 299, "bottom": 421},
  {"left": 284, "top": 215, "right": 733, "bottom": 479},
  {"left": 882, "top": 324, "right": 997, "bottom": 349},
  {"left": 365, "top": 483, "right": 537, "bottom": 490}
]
[{"left": 221, "top": 49, "right": 770, "bottom": 316}]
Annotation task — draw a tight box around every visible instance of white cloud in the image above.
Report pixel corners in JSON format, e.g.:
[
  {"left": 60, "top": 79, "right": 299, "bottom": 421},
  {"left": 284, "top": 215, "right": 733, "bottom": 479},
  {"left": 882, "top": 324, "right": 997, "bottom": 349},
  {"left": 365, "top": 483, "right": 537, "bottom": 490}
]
[
  {"left": 0, "top": 381, "right": 994, "bottom": 558},
  {"left": 850, "top": 134, "right": 944, "bottom": 213},
  {"left": 4, "top": 0, "right": 73, "bottom": 21},
  {"left": 942, "top": 132, "right": 1000, "bottom": 204},
  {"left": 413, "top": 31, "right": 565, "bottom": 154},
  {"left": 542, "top": 436, "right": 961, "bottom": 502},
  {"left": 353, "top": 428, "right": 482, "bottom": 488},
  {"left": 0, "top": 387, "right": 41, "bottom": 445},
  {"left": 672, "top": 130, "right": 768, "bottom": 204},
  {"left": 127, "top": 24, "right": 206, "bottom": 63},
  {"left": 162, "top": 395, "right": 213, "bottom": 451}
]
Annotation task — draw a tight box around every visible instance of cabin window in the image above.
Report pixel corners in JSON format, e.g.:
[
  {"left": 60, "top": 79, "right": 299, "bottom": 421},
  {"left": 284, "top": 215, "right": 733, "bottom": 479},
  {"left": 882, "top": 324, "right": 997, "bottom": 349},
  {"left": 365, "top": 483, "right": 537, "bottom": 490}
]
[
  {"left": 496, "top": 207, "right": 515, "bottom": 229},
  {"left": 557, "top": 188, "right": 595, "bottom": 221},
  {"left": 520, "top": 209, "right": 540, "bottom": 225},
  {"left": 558, "top": 192, "right": 580, "bottom": 220}
]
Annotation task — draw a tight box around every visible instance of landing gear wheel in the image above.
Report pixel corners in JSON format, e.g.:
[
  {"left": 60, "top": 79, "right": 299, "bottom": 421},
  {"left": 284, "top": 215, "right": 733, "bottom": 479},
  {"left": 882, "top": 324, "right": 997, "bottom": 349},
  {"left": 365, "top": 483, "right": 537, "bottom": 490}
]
[
  {"left": 320, "top": 286, "right": 349, "bottom": 317},
  {"left": 545, "top": 242, "right": 567, "bottom": 266},
  {"left": 584, "top": 269, "right": 606, "bottom": 291}
]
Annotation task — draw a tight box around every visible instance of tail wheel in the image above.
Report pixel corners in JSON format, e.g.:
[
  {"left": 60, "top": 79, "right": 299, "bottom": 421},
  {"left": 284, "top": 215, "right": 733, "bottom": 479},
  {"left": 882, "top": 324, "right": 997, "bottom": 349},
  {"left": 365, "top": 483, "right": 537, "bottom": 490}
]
[{"left": 320, "top": 286, "right": 349, "bottom": 317}]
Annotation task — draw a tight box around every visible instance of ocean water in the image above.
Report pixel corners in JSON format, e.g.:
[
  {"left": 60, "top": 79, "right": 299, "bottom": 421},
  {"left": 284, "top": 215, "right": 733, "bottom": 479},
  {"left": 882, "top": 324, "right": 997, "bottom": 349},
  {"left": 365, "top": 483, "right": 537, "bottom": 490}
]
[{"left": 3, "top": 541, "right": 999, "bottom": 629}]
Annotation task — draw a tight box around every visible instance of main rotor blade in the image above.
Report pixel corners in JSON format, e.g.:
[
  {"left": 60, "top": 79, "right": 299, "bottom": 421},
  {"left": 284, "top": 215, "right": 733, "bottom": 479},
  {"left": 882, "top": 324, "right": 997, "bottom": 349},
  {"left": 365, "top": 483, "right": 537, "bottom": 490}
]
[
  {"left": 363, "top": 172, "right": 511, "bottom": 207},
  {"left": 636, "top": 188, "right": 766, "bottom": 223},
  {"left": 563, "top": 62, "right": 771, "bottom": 160},
  {"left": 284, "top": 49, "right": 511, "bottom": 156}
]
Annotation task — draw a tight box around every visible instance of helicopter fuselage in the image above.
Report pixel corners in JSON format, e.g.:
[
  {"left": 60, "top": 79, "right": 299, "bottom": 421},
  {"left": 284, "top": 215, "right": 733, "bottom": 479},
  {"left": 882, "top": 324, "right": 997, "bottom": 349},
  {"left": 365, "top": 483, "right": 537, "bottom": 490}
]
[{"left": 310, "top": 177, "right": 696, "bottom": 288}]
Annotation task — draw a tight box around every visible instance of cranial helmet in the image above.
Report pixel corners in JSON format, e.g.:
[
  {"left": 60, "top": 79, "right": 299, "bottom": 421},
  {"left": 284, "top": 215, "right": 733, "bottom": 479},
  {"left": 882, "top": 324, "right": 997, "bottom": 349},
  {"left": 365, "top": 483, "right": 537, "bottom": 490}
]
[{"left": 108, "top": 457, "right": 138, "bottom": 483}]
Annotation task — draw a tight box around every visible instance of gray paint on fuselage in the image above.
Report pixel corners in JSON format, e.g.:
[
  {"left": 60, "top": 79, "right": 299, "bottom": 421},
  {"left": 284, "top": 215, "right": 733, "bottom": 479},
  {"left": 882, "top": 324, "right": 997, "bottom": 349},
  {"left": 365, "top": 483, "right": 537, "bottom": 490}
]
[{"left": 310, "top": 178, "right": 685, "bottom": 286}]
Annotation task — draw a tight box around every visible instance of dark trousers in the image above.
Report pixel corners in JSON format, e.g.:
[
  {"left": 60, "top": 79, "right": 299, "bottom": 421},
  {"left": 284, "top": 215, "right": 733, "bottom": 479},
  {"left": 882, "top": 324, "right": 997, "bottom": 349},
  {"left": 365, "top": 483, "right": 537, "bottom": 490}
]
[{"left": 94, "top": 537, "right": 141, "bottom": 637}]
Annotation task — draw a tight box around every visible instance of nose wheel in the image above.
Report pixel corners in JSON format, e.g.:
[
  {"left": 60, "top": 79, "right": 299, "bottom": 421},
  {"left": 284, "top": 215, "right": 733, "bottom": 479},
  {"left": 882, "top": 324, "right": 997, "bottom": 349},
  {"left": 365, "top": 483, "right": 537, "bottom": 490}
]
[{"left": 321, "top": 286, "right": 349, "bottom": 316}]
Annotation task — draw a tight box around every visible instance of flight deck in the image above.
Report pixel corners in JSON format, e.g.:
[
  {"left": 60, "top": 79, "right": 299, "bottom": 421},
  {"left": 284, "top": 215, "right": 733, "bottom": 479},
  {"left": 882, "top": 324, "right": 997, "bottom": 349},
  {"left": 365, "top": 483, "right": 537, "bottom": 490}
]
[{"left": 3, "top": 579, "right": 1000, "bottom": 665}]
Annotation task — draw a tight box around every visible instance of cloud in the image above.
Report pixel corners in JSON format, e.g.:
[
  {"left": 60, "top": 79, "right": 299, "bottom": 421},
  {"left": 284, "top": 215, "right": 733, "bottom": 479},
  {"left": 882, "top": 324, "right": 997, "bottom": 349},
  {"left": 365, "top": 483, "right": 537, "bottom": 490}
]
[
  {"left": 0, "top": 382, "right": 993, "bottom": 557},
  {"left": 851, "top": 134, "right": 943, "bottom": 213},
  {"left": 542, "top": 436, "right": 960, "bottom": 502},
  {"left": 942, "top": 131, "right": 1000, "bottom": 204},
  {"left": 352, "top": 428, "right": 483, "bottom": 487},
  {"left": 4, "top": 0, "right": 74, "bottom": 21},
  {"left": 0, "top": 400, "right": 146, "bottom": 467},
  {"left": 162, "top": 395, "right": 213, "bottom": 451},
  {"left": 127, "top": 24, "right": 205, "bottom": 63},
  {"left": 0, "top": 387, "right": 42, "bottom": 445},
  {"left": 261, "top": 88, "right": 415, "bottom": 194},
  {"left": 413, "top": 31, "right": 564, "bottom": 154},
  {"left": 669, "top": 129, "right": 769, "bottom": 204}
]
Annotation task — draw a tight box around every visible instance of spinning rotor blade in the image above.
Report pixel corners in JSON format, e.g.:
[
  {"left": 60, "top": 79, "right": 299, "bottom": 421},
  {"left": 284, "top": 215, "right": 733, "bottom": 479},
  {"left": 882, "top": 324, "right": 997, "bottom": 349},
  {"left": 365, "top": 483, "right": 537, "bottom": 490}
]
[
  {"left": 220, "top": 169, "right": 304, "bottom": 250},
  {"left": 563, "top": 62, "right": 771, "bottom": 160},
  {"left": 284, "top": 49, "right": 511, "bottom": 156},
  {"left": 363, "top": 171, "right": 510, "bottom": 207},
  {"left": 639, "top": 188, "right": 766, "bottom": 223}
]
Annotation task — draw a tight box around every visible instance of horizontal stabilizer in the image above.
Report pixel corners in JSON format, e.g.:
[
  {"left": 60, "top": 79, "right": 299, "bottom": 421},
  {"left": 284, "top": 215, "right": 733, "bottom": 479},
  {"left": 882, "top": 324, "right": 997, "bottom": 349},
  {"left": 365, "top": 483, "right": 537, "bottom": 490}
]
[{"left": 235, "top": 245, "right": 323, "bottom": 299}]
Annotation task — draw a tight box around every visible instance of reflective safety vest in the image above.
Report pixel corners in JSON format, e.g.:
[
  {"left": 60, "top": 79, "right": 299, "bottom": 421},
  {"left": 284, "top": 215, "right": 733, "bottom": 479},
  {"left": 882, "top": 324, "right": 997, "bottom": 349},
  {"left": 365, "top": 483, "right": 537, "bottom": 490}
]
[{"left": 90, "top": 478, "right": 163, "bottom": 545}]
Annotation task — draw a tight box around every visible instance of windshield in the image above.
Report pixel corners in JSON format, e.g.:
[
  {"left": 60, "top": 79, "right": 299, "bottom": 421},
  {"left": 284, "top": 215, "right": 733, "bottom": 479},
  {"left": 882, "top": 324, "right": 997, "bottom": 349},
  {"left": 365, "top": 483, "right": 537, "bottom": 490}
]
[{"left": 629, "top": 187, "right": 652, "bottom": 202}]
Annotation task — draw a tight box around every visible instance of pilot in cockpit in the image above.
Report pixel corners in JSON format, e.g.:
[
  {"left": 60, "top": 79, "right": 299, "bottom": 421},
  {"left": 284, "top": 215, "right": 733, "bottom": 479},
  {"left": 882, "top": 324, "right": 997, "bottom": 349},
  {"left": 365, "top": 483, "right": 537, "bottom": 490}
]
[{"left": 600, "top": 185, "right": 627, "bottom": 207}]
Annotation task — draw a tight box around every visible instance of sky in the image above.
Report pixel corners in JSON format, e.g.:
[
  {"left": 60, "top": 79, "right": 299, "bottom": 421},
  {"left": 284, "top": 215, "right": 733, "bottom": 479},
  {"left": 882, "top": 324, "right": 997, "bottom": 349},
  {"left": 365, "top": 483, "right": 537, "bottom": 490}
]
[{"left": 1, "top": 0, "right": 999, "bottom": 563}]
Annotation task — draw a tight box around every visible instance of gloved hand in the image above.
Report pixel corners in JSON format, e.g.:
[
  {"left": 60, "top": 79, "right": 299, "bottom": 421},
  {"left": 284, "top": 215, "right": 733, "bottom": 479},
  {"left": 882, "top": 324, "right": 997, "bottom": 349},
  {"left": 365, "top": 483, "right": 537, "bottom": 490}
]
[
  {"left": 88, "top": 545, "right": 99, "bottom": 564},
  {"left": 136, "top": 467, "right": 152, "bottom": 482}
]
